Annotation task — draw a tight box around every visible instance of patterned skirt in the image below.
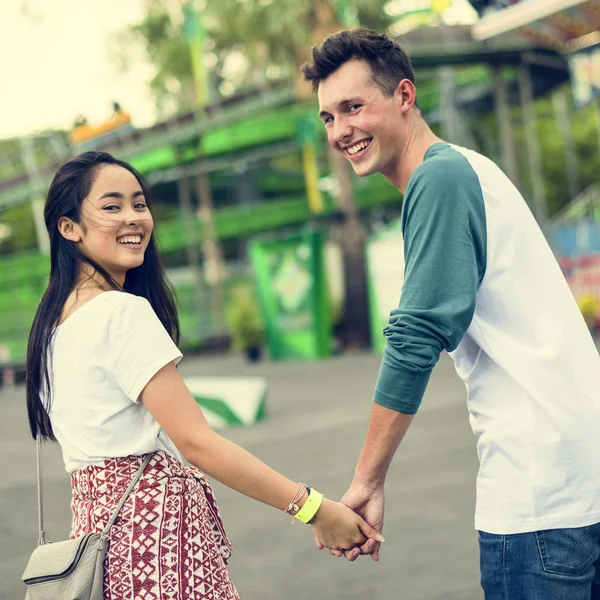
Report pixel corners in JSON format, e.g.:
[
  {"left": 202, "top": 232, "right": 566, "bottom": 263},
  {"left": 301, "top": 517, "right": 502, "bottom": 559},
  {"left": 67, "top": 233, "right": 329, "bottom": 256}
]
[{"left": 70, "top": 451, "right": 240, "bottom": 600}]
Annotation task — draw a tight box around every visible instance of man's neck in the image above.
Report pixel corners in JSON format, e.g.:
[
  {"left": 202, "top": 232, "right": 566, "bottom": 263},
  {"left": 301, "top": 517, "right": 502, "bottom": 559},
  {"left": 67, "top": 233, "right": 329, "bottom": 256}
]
[{"left": 386, "top": 122, "right": 444, "bottom": 193}]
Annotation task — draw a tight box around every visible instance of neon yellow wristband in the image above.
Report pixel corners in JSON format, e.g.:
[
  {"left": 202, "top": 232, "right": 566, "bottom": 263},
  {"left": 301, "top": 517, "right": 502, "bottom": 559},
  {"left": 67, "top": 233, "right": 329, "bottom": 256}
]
[{"left": 294, "top": 489, "right": 324, "bottom": 524}]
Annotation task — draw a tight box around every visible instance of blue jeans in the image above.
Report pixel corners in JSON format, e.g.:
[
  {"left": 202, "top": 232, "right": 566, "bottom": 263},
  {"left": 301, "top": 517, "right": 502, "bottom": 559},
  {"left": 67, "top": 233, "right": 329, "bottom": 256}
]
[{"left": 479, "top": 523, "right": 600, "bottom": 600}]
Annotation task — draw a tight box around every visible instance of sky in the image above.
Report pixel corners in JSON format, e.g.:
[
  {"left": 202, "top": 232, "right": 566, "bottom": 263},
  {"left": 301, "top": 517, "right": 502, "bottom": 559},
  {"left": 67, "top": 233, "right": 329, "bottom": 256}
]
[
  {"left": 0, "top": 0, "right": 157, "bottom": 139},
  {"left": 0, "top": 0, "right": 478, "bottom": 140}
]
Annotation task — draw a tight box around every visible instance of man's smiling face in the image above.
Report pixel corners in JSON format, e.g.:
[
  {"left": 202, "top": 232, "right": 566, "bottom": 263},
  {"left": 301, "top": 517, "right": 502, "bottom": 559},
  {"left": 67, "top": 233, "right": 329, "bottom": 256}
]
[{"left": 318, "top": 59, "right": 406, "bottom": 178}]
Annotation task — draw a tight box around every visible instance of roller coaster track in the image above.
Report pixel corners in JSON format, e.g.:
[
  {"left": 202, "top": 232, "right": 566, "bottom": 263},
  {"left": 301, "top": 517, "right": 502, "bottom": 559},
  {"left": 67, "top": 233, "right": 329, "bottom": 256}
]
[{"left": 0, "top": 26, "right": 568, "bottom": 211}]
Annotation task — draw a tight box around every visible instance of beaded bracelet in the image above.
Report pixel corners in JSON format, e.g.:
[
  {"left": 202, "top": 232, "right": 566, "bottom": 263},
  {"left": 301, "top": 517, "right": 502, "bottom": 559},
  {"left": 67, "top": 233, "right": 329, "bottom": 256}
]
[{"left": 284, "top": 483, "right": 307, "bottom": 518}]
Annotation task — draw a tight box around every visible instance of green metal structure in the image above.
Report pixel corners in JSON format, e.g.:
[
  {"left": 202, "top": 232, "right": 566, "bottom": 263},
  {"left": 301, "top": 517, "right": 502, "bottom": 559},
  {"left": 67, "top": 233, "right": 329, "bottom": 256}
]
[{"left": 0, "top": 26, "right": 570, "bottom": 368}]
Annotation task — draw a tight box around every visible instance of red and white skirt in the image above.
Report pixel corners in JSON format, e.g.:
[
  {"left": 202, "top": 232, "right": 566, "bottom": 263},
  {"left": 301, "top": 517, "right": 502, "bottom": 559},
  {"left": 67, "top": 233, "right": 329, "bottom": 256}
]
[{"left": 70, "top": 450, "right": 240, "bottom": 600}]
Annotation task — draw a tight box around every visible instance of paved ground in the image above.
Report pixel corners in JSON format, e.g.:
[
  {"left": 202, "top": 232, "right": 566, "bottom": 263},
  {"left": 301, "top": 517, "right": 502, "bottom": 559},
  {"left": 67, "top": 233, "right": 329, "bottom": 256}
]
[{"left": 0, "top": 350, "right": 481, "bottom": 600}]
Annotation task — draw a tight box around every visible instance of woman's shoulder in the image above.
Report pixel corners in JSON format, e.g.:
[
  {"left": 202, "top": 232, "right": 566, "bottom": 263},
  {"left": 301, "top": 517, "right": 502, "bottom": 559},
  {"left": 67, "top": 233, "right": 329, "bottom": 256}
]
[
  {"left": 98, "top": 291, "right": 156, "bottom": 323},
  {"left": 66, "top": 291, "right": 154, "bottom": 328},
  {"left": 101, "top": 290, "right": 151, "bottom": 308}
]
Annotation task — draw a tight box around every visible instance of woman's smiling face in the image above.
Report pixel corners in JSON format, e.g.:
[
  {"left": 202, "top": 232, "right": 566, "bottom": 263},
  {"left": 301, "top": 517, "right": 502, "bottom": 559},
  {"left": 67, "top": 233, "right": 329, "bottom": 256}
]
[{"left": 61, "top": 164, "right": 154, "bottom": 284}]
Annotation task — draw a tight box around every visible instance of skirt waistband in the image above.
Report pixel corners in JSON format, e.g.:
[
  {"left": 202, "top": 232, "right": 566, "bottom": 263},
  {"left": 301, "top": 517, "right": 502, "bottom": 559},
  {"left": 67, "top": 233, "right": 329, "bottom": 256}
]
[{"left": 71, "top": 450, "right": 192, "bottom": 498}]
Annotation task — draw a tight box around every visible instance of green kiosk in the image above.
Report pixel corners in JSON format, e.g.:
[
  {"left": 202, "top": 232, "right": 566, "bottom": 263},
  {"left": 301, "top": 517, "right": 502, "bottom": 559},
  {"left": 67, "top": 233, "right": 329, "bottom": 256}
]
[{"left": 250, "top": 228, "right": 332, "bottom": 360}]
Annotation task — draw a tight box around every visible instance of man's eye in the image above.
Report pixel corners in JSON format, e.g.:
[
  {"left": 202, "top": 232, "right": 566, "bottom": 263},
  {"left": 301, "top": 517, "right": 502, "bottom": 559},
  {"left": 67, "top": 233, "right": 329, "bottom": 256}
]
[
  {"left": 323, "top": 116, "right": 333, "bottom": 125},
  {"left": 349, "top": 104, "right": 361, "bottom": 113}
]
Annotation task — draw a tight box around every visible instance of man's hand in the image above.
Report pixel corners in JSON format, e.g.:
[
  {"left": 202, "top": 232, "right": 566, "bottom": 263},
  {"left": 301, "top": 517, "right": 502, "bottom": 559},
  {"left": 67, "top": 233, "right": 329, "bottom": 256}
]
[
  {"left": 315, "top": 481, "right": 385, "bottom": 562},
  {"left": 315, "top": 404, "right": 411, "bottom": 562},
  {"left": 310, "top": 498, "right": 384, "bottom": 553}
]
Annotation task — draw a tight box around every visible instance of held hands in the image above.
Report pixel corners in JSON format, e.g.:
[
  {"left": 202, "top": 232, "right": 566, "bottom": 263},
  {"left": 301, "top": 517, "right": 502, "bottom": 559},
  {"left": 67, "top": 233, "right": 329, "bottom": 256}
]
[
  {"left": 315, "top": 482, "right": 385, "bottom": 562},
  {"left": 310, "top": 496, "right": 384, "bottom": 560}
]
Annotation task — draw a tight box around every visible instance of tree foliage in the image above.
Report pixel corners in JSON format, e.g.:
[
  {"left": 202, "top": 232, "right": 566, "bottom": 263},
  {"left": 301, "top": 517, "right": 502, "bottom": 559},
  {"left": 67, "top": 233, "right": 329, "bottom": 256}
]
[
  {"left": 483, "top": 89, "right": 600, "bottom": 217},
  {"left": 0, "top": 203, "right": 37, "bottom": 253},
  {"left": 114, "top": 0, "right": 391, "bottom": 111},
  {"left": 4, "top": 3, "right": 600, "bottom": 255}
]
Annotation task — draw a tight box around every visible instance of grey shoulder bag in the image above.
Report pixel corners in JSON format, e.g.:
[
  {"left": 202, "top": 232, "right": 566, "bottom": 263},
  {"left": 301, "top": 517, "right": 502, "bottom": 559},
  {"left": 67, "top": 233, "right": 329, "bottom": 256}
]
[{"left": 22, "top": 438, "right": 151, "bottom": 600}]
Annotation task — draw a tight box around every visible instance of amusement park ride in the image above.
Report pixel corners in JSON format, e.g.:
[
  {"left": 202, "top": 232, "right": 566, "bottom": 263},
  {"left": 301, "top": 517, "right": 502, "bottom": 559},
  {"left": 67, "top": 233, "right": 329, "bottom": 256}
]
[
  {"left": 1, "top": 0, "right": 599, "bottom": 370},
  {"left": 69, "top": 102, "right": 134, "bottom": 148}
]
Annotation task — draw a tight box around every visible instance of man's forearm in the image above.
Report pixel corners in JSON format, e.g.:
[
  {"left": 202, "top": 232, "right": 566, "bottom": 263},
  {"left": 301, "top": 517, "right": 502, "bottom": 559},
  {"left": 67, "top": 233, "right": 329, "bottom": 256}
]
[{"left": 353, "top": 403, "right": 414, "bottom": 487}]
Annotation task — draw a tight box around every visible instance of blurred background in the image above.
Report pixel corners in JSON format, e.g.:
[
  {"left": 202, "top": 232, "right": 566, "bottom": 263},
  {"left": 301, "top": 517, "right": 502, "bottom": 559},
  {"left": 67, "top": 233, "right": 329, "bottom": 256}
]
[
  {"left": 1, "top": 1, "right": 600, "bottom": 597},
  {"left": 1, "top": 0, "right": 600, "bottom": 375}
]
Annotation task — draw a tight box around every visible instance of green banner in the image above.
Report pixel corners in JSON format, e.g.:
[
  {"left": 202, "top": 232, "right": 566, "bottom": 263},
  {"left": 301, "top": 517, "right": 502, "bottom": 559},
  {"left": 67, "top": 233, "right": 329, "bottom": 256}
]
[{"left": 250, "top": 229, "right": 332, "bottom": 360}]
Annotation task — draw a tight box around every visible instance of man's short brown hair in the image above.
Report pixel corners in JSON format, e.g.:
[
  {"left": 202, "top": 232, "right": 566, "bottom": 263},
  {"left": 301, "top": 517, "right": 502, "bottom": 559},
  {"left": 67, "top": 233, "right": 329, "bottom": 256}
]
[{"left": 301, "top": 28, "right": 417, "bottom": 98}]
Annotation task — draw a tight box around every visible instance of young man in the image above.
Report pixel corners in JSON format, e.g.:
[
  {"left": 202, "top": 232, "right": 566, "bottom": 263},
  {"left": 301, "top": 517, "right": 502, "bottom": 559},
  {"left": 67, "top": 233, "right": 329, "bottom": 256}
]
[{"left": 302, "top": 28, "right": 600, "bottom": 599}]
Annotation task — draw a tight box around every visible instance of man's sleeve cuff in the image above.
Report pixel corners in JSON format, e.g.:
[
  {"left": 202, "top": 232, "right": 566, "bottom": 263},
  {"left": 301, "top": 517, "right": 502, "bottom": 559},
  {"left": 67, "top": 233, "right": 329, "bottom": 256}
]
[{"left": 373, "top": 362, "right": 432, "bottom": 414}]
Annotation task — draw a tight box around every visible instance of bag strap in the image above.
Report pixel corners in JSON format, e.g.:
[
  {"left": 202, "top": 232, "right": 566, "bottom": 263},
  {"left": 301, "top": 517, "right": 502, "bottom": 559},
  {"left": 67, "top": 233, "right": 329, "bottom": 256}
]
[
  {"left": 36, "top": 435, "right": 45, "bottom": 545},
  {"left": 101, "top": 454, "right": 152, "bottom": 535},
  {"left": 36, "top": 436, "right": 152, "bottom": 544}
]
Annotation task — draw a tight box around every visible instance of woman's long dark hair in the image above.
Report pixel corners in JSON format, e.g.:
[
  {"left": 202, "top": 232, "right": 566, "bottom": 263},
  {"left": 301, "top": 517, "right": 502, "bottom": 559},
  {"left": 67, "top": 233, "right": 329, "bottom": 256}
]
[{"left": 26, "top": 151, "right": 180, "bottom": 441}]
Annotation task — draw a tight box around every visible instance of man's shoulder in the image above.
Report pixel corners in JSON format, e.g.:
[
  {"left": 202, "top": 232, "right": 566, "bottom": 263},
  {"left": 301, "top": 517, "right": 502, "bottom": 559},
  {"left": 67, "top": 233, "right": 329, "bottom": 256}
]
[{"left": 407, "top": 144, "right": 481, "bottom": 198}]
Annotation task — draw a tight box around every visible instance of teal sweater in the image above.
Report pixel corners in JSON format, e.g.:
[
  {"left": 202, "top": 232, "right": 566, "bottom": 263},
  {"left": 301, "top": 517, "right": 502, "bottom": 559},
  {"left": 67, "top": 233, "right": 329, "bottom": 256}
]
[{"left": 374, "top": 143, "right": 487, "bottom": 414}]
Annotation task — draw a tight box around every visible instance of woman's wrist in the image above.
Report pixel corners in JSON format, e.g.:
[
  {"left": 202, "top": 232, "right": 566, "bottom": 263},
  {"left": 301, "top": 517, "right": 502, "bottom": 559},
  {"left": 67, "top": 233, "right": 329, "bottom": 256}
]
[
  {"left": 283, "top": 483, "right": 326, "bottom": 523},
  {"left": 290, "top": 487, "right": 325, "bottom": 524},
  {"left": 308, "top": 496, "right": 331, "bottom": 525},
  {"left": 289, "top": 489, "right": 309, "bottom": 516}
]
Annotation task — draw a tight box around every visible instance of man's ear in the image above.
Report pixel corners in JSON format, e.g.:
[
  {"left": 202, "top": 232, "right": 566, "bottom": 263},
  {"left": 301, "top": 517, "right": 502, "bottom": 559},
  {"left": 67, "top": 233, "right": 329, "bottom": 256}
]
[
  {"left": 57, "top": 217, "right": 81, "bottom": 243},
  {"left": 396, "top": 78, "right": 417, "bottom": 113}
]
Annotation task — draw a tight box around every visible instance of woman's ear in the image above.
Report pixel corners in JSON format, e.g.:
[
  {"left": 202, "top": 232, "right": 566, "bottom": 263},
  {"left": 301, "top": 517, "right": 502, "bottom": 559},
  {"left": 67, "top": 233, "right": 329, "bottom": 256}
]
[{"left": 57, "top": 217, "right": 81, "bottom": 243}]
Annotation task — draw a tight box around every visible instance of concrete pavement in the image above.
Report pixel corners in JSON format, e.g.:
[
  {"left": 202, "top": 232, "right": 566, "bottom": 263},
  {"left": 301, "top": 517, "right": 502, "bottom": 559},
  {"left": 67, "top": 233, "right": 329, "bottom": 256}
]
[{"left": 0, "top": 350, "right": 481, "bottom": 600}]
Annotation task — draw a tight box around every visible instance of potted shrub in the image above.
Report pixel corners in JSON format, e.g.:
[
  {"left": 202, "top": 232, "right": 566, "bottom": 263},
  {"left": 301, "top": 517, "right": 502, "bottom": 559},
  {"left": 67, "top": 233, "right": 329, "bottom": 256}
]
[{"left": 227, "top": 285, "right": 265, "bottom": 362}]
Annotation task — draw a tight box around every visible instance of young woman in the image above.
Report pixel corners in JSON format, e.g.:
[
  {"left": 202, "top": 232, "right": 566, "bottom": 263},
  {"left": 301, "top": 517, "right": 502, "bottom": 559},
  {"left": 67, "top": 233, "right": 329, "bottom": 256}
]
[{"left": 26, "top": 151, "right": 382, "bottom": 599}]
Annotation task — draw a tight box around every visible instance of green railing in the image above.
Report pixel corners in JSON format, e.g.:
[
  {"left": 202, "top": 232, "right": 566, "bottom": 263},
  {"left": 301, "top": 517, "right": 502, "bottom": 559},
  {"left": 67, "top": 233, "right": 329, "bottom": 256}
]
[
  {"left": 0, "top": 63, "right": 510, "bottom": 211},
  {"left": 0, "top": 175, "right": 402, "bottom": 367}
]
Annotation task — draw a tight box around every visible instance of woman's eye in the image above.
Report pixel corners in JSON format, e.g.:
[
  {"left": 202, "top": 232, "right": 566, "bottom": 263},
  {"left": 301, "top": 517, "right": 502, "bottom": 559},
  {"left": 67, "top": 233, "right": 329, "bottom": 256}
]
[
  {"left": 103, "top": 205, "right": 119, "bottom": 211},
  {"left": 135, "top": 203, "right": 148, "bottom": 209}
]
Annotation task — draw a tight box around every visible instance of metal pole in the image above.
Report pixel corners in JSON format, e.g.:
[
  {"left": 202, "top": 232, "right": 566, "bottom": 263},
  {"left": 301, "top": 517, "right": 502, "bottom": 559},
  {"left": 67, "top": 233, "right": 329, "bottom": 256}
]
[
  {"left": 593, "top": 97, "right": 600, "bottom": 161},
  {"left": 177, "top": 175, "right": 205, "bottom": 331},
  {"left": 439, "top": 67, "right": 458, "bottom": 143},
  {"left": 518, "top": 63, "right": 548, "bottom": 228},
  {"left": 328, "top": 146, "right": 370, "bottom": 348},
  {"left": 552, "top": 87, "right": 580, "bottom": 202},
  {"left": 492, "top": 64, "right": 519, "bottom": 185},
  {"left": 19, "top": 137, "right": 50, "bottom": 255},
  {"left": 196, "top": 170, "right": 225, "bottom": 329},
  {"left": 235, "top": 161, "right": 254, "bottom": 262}
]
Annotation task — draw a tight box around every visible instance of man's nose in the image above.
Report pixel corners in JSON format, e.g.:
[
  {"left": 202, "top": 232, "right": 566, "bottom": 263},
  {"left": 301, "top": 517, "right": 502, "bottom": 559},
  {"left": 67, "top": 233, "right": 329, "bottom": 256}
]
[{"left": 332, "top": 119, "right": 353, "bottom": 146}]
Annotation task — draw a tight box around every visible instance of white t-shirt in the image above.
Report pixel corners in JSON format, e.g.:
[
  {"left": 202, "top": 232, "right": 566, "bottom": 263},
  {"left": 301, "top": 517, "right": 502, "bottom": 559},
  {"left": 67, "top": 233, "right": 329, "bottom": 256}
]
[
  {"left": 375, "top": 143, "right": 600, "bottom": 534},
  {"left": 449, "top": 145, "right": 600, "bottom": 534},
  {"left": 47, "top": 291, "right": 183, "bottom": 473}
]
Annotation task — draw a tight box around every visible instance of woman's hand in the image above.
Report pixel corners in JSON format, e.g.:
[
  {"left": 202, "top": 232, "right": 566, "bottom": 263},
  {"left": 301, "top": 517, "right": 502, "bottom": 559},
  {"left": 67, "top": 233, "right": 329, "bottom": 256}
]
[
  {"left": 319, "top": 481, "right": 385, "bottom": 561},
  {"left": 310, "top": 498, "right": 384, "bottom": 553}
]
